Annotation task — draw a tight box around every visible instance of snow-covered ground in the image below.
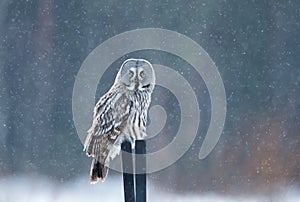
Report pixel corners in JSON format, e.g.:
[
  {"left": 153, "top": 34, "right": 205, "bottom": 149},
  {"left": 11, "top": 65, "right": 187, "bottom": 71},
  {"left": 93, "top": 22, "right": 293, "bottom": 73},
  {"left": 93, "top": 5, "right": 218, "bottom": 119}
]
[{"left": 0, "top": 175, "right": 299, "bottom": 202}]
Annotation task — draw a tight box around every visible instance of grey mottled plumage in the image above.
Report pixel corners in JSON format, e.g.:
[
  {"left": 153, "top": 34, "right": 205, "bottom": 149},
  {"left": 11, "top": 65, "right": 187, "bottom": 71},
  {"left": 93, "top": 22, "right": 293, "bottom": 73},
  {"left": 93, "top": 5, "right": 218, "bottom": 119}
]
[{"left": 84, "top": 58, "right": 155, "bottom": 183}]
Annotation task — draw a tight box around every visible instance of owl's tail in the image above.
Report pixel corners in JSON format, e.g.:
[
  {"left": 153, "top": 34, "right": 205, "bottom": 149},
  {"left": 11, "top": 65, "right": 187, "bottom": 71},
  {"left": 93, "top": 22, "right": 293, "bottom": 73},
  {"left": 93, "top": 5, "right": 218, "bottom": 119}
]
[
  {"left": 90, "top": 158, "right": 108, "bottom": 183},
  {"left": 86, "top": 134, "right": 122, "bottom": 184}
]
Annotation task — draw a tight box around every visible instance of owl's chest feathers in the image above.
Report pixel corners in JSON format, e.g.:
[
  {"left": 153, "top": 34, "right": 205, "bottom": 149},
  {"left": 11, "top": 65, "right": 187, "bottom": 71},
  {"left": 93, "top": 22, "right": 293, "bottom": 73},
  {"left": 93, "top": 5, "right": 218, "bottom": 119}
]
[{"left": 119, "top": 90, "right": 149, "bottom": 140}]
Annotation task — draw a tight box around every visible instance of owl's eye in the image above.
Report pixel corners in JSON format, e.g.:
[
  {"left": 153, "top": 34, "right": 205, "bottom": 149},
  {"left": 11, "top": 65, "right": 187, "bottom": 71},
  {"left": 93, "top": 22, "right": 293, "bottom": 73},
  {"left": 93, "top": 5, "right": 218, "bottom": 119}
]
[
  {"left": 129, "top": 70, "right": 134, "bottom": 77},
  {"left": 140, "top": 71, "right": 145, "bottom": 78}
]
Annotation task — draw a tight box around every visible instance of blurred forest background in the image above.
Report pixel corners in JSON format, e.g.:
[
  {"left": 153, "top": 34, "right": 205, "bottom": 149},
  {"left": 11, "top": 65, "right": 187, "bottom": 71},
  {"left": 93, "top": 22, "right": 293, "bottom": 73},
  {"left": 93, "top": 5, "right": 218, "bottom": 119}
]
[{"left": 0, "top": 0, "right": 299, "bottom": 198}]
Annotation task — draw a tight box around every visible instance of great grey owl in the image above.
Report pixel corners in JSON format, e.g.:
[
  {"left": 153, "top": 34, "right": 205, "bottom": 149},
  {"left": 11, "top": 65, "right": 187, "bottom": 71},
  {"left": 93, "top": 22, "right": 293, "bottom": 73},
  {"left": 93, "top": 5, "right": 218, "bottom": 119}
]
[{"left": 84, "top": 58, "right": 155, "bottom": 183}]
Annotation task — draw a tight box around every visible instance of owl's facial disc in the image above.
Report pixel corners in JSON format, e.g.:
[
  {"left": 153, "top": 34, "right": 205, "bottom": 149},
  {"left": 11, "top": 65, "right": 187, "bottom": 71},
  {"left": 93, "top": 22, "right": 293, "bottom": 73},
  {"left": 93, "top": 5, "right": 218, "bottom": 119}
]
[{"left": 120, "top": 59, "right": 153, "bottom": 91}]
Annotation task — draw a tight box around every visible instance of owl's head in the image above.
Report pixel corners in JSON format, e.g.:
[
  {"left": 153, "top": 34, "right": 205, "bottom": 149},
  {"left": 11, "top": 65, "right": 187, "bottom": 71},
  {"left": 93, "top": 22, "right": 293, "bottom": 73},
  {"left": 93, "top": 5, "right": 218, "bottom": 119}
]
[{"left": 116, "top": 58, "right": 155, "bottom": 91}]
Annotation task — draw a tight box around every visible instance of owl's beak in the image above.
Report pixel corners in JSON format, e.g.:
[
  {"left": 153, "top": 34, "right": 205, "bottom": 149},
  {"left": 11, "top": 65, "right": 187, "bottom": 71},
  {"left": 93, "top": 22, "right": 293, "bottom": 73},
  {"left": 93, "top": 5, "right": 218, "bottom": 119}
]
[{"left": 134, "top": 77, "right": 139, "bottom": 90}]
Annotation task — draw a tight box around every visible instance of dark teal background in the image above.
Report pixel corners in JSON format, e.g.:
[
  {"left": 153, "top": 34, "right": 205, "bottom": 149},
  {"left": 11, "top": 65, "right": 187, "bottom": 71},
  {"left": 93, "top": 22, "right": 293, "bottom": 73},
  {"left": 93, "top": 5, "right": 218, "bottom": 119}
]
[{"left": 0, "top": 0, "right": 299, "bottom": 195}]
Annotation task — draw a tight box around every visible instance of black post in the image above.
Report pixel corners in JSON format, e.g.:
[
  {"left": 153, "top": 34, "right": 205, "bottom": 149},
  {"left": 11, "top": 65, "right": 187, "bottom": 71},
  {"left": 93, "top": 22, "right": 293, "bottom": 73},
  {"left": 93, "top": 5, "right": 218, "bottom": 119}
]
[
  {"left": 135, "top": 140, "right": 146, "bottom": 202},
  {"left": 121, "top": 141, "right": 135, "bottom": 202}
]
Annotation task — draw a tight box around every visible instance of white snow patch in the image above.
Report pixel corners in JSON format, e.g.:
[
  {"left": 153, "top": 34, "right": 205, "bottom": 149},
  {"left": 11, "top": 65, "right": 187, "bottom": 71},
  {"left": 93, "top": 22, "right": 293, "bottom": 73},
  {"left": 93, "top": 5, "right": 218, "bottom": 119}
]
[{"left": 0, "top": 175, "right": 299, "bottom": 202}]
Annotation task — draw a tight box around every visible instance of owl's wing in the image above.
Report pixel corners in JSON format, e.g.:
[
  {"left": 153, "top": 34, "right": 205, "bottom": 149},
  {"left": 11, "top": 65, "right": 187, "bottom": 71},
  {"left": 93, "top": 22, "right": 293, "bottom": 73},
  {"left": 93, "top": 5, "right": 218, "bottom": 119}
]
[{"left": 83, "top": 88, "right": 130, "bottom": 157}]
